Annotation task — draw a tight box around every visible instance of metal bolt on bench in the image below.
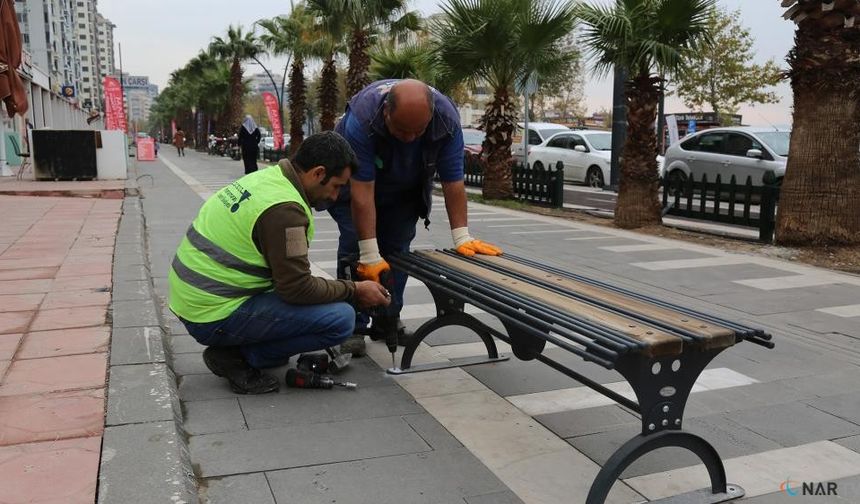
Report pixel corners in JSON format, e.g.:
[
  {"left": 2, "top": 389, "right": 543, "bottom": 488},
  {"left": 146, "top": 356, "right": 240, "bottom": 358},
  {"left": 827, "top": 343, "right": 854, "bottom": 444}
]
[{"left": 387, "top": 250, "right": 774, "bottom": 504}]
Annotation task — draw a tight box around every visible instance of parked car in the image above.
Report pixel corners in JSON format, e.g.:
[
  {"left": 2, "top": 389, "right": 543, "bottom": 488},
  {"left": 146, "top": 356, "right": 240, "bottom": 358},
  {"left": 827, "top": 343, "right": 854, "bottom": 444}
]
[
  {"left": 528, "top": 130, "right": 664, "bottom": 188},
  {"left": 511, "top": 122, "right": 570, "bottom": 163},
  {"left": 662, "top": 127, "right": 790, "bottom": 187},
  {"left": 462, "top": 128, "right": 485, "bottom": 155}
]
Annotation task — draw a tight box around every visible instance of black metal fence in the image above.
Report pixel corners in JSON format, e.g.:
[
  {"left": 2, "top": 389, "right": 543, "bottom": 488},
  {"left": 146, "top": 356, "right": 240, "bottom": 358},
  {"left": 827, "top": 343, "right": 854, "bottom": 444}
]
[
  {"left": 463, "top": 154, "right": 565, "bottom": 208},
  {"left": 662, "top": 171, "right": 780, "bottom": 243}
]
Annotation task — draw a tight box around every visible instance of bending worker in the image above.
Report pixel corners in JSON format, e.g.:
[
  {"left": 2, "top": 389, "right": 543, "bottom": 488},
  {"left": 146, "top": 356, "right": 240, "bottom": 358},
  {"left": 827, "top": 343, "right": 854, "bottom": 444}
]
[
  {"left": 168, "top": 132, "right": 390, "bottom": 394},
  {"left": 331, "top": 79, "right": 502, "bottom": 356}
]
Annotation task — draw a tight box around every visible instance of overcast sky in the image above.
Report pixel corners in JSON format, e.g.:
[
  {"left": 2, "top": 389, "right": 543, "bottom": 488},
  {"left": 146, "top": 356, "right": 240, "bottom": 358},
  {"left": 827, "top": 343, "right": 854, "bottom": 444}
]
[{"left": 99, "top": 0, "right": 795, "bottom": 127}]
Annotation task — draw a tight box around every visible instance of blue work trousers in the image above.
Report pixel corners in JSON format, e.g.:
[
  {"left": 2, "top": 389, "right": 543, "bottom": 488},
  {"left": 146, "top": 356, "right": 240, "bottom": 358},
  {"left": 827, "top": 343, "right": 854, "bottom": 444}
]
[
  {"left": 179, "top": 292, "right": 355, "bottom": 369},
  {"left": 327, "top": 198, "right": 420, "bottom": 330}
]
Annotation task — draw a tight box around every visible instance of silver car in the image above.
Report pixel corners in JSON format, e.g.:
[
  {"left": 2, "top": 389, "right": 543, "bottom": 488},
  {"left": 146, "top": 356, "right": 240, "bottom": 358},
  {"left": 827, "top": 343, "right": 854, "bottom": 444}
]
[{"left": 662, "top": 127, "right": 790, "bottom": 186}]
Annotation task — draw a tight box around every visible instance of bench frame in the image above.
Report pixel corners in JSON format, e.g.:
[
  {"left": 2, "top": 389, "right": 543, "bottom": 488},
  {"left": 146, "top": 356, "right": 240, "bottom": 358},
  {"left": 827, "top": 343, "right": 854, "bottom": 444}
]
[{"left": 389, "top": 251, "right": 774, "bottom": 504}]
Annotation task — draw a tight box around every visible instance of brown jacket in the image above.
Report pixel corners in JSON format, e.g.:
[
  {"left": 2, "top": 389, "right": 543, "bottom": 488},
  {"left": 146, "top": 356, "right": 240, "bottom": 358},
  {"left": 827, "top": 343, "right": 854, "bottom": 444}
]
[
  {"left": 173, "top": 131, "right": 186, "bottom": 148},
  {"left": 0, "top": 0, "right": 28, "bottom": 117}
]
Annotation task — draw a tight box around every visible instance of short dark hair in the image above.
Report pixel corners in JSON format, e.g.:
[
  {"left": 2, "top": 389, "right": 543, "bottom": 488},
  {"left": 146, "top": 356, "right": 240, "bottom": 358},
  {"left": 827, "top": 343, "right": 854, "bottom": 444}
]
[
  {"left": 385, "top": 83, "right": 435, "bottom": 116},
  {"left": 291, "top": 131, "right": 357, "bottom": 184}
]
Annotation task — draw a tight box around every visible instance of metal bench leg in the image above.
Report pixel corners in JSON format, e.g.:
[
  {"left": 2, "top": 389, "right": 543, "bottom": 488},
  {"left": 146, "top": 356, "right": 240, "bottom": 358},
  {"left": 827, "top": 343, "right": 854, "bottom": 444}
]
[
  {"left": 389, "top": 290, "right": 509, "bottom": 375},
  {"left": 585, "top": 348, "right": 744, "bottom": 503},
  {"left": 586, "top": 430, "right": 744, "bottom": 504}
]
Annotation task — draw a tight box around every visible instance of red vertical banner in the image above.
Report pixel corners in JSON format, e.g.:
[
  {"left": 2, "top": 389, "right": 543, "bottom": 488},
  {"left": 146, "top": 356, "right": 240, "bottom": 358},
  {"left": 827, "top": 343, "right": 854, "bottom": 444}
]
[
  {"left": 103, "top": 77, "right": 127, "bottom": 133},
  {"left": 262, "top": 92, "right": 283, "bottom": 150},
  {"left": 171, "top": 120, "right": 177, "bottom": 138},
  {"left": 137, "top": 138, "right": 155, "bottom": 161}
]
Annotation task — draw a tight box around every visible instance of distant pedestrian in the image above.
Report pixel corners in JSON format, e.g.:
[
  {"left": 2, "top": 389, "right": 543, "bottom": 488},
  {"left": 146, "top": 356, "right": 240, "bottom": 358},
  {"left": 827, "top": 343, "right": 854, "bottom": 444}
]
[
  {"left": 154, "top": 138, "right": 159, "bottom": 158},
  {"left": 174, "top": 127, "right": 186, "bottom": 156},
  {"left": 238, "top": 115, "right": 262, "bottom": 174}
]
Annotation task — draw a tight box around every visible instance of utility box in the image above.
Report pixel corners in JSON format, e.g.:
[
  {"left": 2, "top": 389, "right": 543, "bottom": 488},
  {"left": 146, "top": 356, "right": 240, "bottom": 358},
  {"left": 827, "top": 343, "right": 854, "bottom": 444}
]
[{"left": 32, "top": 130, "right": 99, "bottom": 181}]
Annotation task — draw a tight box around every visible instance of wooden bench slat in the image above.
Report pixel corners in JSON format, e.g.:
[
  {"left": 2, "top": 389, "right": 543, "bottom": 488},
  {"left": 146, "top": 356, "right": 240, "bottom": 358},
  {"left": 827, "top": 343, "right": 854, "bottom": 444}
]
[
  {"left": 476, "top": 255, "right": 736, "bottom": 351},
  {"left": 419, "top": 251, "right": 685, "bottom": 357}
]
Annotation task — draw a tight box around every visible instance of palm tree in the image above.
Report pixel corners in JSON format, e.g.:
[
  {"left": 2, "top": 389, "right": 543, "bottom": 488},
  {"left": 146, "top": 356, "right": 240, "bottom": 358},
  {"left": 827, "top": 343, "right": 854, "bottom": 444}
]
[
  {"left": 307, "top": 0, "right": 421, "bottom": 98},
  {"left": 577, "top": 0, "right": 714, "bottom": 229},
  {"left": 306, "top": 2, "right": 348, "bottom": 131},
  {"left": 776, "top": 1, "right": 860, "bottom": 245},
  {"left": 209, "top": 25, "right": 265, "bottom": 135},
  {"left": 433, "top": 0, "right": 577, "bottom": 200},
  {"left": 259, "top": 9, "right": 317, "bottom": 154}
]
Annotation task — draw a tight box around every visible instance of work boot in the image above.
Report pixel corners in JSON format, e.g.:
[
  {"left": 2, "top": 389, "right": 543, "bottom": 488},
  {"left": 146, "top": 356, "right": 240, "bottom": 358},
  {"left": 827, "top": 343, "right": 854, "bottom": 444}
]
[
  {"left": 340, "top": 335, "right": 367, "bottom": 357},
  {"left": 202, "top": 346, "right": 279, "bottom": 394},
  {"left": 369, "top": 318, "right": 415, "bottom": 347}
]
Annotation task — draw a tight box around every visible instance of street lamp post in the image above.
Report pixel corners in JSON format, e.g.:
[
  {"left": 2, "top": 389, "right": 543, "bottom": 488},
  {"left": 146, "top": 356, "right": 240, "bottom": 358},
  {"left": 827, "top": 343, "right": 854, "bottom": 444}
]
[{"left": 250, "top": 58, "right": 285, "bottom": 129}]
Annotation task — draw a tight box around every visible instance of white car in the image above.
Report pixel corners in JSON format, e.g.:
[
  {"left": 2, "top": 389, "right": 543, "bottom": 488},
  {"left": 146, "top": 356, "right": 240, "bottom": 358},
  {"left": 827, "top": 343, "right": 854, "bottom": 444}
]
[
  {"left": 511, "top": 122, "right": 570, "bottom": 164},
  {"left": 529, "top": 130, "right": 667, "bottom": 187},
  {"left": 528, "top": 130, "right": 616, "bottom": 187},
  {"left": 662, "top": 127, "right": 790, "bottom": 186}
]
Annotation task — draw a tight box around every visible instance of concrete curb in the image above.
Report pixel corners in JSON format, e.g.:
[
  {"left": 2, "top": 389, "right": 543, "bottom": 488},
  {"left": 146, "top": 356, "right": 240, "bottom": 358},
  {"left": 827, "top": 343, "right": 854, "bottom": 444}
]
[{"left": 98, "top": 193, "right": 198, "bottom": 504}]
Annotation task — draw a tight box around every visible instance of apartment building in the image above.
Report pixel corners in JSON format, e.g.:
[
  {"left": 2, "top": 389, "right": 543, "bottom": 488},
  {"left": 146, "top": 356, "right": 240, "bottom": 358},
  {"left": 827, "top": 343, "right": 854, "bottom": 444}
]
[{"left": 14, "top": 0, "right": 115, "bottom": 112}]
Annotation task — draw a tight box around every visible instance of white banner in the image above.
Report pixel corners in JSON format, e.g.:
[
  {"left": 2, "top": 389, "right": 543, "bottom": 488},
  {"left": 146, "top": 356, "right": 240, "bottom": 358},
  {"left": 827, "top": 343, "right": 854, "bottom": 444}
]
[{"left": 666, "top": 115, "right": 680, "bottom": 147}]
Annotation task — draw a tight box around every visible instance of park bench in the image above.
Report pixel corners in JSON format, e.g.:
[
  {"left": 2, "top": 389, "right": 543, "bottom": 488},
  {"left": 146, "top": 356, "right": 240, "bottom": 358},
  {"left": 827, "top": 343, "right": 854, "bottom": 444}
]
[{"left": 387, "top": 250, "right": 774, "bottom": 504}]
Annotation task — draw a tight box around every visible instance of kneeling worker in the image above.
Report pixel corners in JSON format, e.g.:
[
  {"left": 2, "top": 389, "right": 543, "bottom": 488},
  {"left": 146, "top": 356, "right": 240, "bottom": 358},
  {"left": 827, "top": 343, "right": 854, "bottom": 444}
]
[{"left": 168, "top": 132, "right": 390, "bottom": 394}]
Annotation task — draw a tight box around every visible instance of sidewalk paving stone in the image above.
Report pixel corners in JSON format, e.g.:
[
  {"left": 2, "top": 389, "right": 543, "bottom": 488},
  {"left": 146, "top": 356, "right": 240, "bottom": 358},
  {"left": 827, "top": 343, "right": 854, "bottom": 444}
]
[
  {"left": 806, "top": 392, "right": 860, "bottom": 425},
  {"left": 535, "top": 404, "right": 640, "bottom": 439},
  {"left": 0, "top": 267, "right": 57, "bottom": 280},
  {"left": 723, "top": 401, "right": 860, "bottom": 447},
  {"left": 110, "top": 279, "right": 152, "bottom": 301},
  {"left": 17, "top": 326, "right": 110, "bottom": 359},
  {"left": 109, "top": 326, "right": 165, "bottom": 365},
  {"left": 51, "top": 274, "right": 111, "bottom": 292},
  {"left": 190, "top": 416, "right": 430, "bottom": 477},
  {"left": 238, "top": 384, "right": 423, "bottom": 429},
  {"left": 0, "top": 293, "right": 44, "bottom": 312},
  {"left": 265, "top": 447, "right": 510, "bottom": 504},
  {"left": 171, "top": 351, "right": 209, "bottom": 376},
  {"left": 184, "top": 398, "right": 247, "bottom": 436},
  {"left": 0, "top": 311, "right": 34, "bottom": 334},
  {"left": 0, "top": 333, "right": 23, "bottom": 360},
  {"left": 465, "top": 490, "right": 526, "bottom": 504},
  {"left": 41, "top": 289, "right": 110, "bottom": 310},
  {"left": 0, "top": 389, "right": 104, "bottom": 446},
  {"left": 0, "top": 352, "right": 107, "bottom": 396},
  {"left": 29, "top": 306, "right": 106, "bottom": 331},
  {"left": 201, "top": 473, "right": 274, "bottom": 504},
  {"left": 110, "top": 298, "right": 159, "bottom": 328},
  {"left": 0, "top": 435, "right": 101, "bottom": 504},
  {"left": 98, "top": 421, "right": 197, "bottom": 504},
  {"left": 106, "top": 363, "right": 177, "bottom": 426}
]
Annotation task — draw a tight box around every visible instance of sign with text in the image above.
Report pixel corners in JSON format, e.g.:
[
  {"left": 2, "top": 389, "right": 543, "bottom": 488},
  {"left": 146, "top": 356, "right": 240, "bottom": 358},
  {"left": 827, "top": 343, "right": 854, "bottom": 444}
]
[
  {"left": 103, "top": 77, "right": 127, "bottom": 133},
  {"left": 137, "top": 138, "right": 156, "bottom": 161},
  {"left": 262, "top": 92, "right": 283, "bottom": 150}
]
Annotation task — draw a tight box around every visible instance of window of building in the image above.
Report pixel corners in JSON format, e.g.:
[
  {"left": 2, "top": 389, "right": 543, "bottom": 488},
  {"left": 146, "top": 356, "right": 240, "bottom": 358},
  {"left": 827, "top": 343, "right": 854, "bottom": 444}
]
[{"left": 78, "top": 23, "right": 85, "bottom": 28}]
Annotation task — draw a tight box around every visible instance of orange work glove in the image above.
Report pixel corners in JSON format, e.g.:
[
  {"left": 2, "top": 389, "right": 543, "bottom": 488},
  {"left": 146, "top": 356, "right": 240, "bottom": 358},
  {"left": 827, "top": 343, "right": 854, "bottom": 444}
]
[
  {"left": 356, "top": 259, "right": 391, "bottom": 283},
  {"left": 452, "top": 227, "right": 503, "bottom": 257},
  {"left": 357, "top": 238, "right": 391, "bottom": 282}
]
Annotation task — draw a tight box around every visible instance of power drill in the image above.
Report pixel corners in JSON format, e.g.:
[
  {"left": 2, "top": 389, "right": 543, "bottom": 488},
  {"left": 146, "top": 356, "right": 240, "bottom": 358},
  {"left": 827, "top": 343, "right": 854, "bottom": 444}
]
[
  {"left": 342, "top": 255, "right": 399, "bottom": 369},
  {"left": 371, "top": 268, "right": 399, "bottom": 370},
  {"left": 285, "top": 368, "right": 357, "bottom": 390}
]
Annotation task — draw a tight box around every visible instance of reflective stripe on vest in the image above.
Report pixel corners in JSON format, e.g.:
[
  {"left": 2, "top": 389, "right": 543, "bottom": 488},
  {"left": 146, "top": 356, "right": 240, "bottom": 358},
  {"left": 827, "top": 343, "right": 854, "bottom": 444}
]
[
  {"left": 171, "top": 256, "right": 269, "bottom": 298},
  {"left": 185, "top": 225, "right": 272, "bottom": 278}
]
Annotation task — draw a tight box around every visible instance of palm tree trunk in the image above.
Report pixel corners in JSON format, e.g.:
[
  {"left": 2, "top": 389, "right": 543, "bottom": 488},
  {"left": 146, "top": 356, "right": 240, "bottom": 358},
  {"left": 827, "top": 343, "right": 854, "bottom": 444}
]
[
  {"left": 347, "top": 29, "right": 371, "bottom": 98},
  {"left": 776, "top": 22, "right": 860, "bottom": 245},
  {"left": 319, "top": 55, "right": 338, "bottom": 131},
  {"left": 614, "top": 75, "right": 662, "bottom": 229},
  {"left": 481, "top": 88, "right": 517, "bottom": 200},
  {"left": 288, "top": 57, "right": 306, "bottom": 156},
  {"left": 227, "top": 58, "right": 245, "bottom": 135}
]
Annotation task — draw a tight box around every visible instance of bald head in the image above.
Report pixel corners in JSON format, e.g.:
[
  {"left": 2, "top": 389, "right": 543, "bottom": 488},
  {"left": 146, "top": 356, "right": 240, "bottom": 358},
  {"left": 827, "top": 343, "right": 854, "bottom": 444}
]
[{"left": 384, "top": 79, "right": 435, "bottom": 143}]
